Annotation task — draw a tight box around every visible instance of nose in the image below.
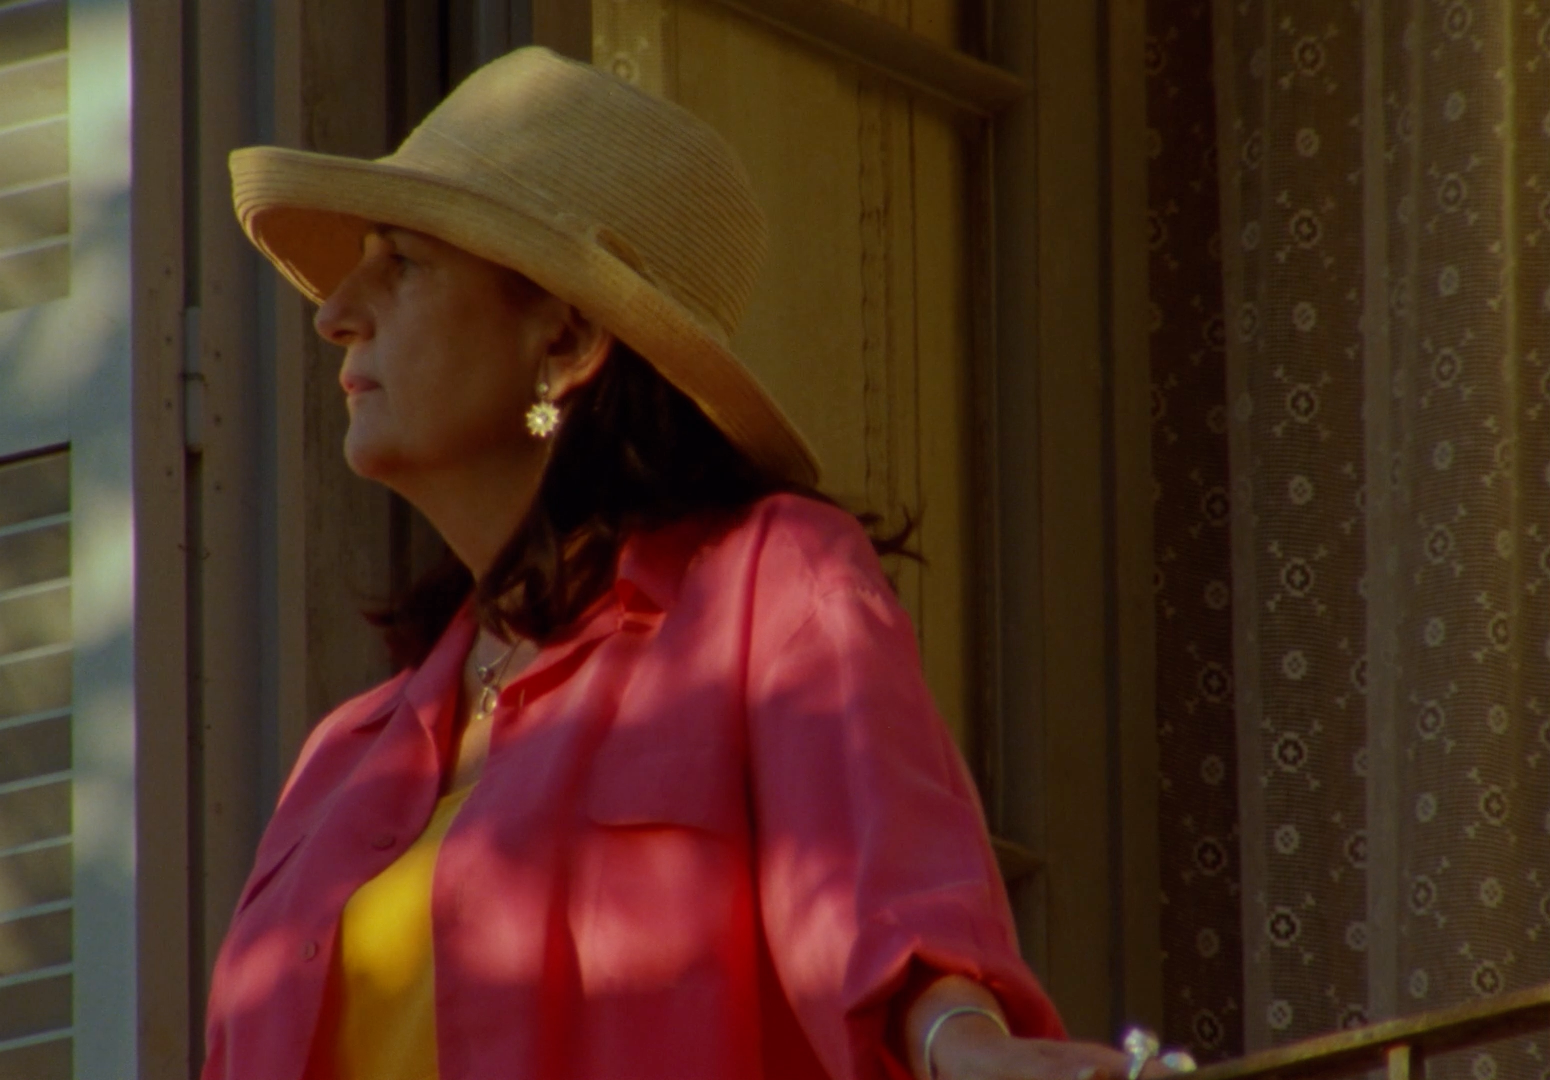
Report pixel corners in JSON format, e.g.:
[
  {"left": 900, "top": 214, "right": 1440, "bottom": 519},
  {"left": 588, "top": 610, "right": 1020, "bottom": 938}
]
[{"left": 313, "top": 258, "right": 372, "bottom": 345}]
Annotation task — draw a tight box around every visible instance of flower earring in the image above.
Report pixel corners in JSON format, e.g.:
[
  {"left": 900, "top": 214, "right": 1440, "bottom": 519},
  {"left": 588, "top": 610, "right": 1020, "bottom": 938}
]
[{"left": 525, "top": 380, "right": 561, "bottom": 438}]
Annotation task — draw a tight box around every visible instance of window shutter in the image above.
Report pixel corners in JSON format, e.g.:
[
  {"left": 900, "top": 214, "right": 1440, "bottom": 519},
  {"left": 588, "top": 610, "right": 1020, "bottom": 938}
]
[
  {"left": 0, "top": 0, "right": 70, "bottom": 314},
  {"left": 0, "top": 448, "right": 73, "bottom": 1080}
]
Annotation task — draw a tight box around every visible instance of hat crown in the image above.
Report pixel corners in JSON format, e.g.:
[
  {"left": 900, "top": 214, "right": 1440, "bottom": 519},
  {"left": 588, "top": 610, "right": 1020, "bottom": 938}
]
[{"left": 389, "top": 47, "right": 767, "bottom": 342}]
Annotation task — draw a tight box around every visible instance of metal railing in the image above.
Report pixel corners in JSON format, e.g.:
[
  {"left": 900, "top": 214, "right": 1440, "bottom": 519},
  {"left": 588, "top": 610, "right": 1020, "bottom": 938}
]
[{"left": 1189, "top": 985, "right": 1550, "bottom": 1080}]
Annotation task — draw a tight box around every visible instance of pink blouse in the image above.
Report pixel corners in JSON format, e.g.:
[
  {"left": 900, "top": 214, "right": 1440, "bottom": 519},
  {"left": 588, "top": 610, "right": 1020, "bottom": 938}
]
[{"left": 201, "top": 494, "right": 1064, "bottom": 1080}]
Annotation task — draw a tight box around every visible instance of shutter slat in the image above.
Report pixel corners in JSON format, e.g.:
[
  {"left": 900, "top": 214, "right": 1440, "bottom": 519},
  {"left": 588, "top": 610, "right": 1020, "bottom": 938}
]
[
  {"left": 0, "top": 648, "right": 70, "bottom": 720},
  {"left": 0, "top": 526, "right": 68, "bottom": 593},
  {"left": 0, "top": 906, "right": 70, "bottom": 979},
  {"left": 0, "top": 970, "right": 69, "bottom": 1041},
  {"left": 0, "top": 706, "right": 69, "bottom": 733},
  {"left": 0, "top": 779, "right": 70, "bottom": 848},
  {"left": 0, "top": 180, "right": 67, "bottom": 249},
  {"left": 0, "top": 513, "right": 69, "bottom": 543},
  {"left": 0, "top": 584, "right": 69, "bottom": 655},
  {"left": 0, "top": 772, "right": 70, "bottom": 797},
  {"left": 0, "top": 2, "right": 67, "bottom": 69},
  {"left": 0, "top": 241, "right": 66, "bottom": 310},
  {"left": 0, "top": 1031, "right": 71, "bottom": 1080},
  {"left": 0, "top": 53, "right": 66, "bottom": 129},
  {"left": 0, "top": 842, "right": 68, "bottom": 910},
  {"left": 0, "top": 713, "right": 67, "bottom": 785},
  {"left": 0, "top": 835, "right": 67, "bottom": 860},
  {"left": 0, "top": 120, "right": 66, "bottom": 190},
  {"left": 0, "top": 458, "right": 66, "bottom": 530}
]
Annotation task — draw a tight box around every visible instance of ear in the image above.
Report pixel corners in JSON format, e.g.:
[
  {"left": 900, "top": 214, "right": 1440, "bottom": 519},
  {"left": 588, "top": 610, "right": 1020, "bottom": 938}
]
[{"left": 540, "top": 302, "right": 615, "bottom": 399}]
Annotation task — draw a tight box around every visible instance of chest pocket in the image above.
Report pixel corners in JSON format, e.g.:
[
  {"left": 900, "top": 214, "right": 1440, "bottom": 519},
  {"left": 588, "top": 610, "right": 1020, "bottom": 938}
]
[{"left": 584, "top": 739, "right": 747, "bottom": 837}]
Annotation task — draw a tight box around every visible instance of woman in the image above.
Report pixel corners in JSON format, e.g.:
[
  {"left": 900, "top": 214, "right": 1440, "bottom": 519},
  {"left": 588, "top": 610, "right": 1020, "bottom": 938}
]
[{"left": 211, "top": 45, "right": 1168, "bottom": 1080}]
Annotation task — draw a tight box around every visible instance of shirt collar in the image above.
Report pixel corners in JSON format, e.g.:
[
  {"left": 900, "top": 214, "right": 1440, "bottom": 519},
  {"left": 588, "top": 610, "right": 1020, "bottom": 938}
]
[
  {"left": 612, "top": 509, "right": 733, "bottom": 616},
  {"left": 358, "top": 600, "right": 476, "bottom": 737},
  {"left": 351, "top": 510, "right": 731, "bottom": 734}
]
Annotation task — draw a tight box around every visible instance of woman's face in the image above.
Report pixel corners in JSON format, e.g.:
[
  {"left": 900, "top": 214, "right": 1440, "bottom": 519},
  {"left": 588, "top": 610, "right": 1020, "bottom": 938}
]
[{"left": 313, "top": 226, "right": 559, "bottom": 487}]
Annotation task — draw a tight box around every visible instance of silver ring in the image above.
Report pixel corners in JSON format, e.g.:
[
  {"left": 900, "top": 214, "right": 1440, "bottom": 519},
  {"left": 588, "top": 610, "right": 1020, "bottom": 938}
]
[{"left": 1122, "top": 1027, "right": 1160, "bottom": 1080}]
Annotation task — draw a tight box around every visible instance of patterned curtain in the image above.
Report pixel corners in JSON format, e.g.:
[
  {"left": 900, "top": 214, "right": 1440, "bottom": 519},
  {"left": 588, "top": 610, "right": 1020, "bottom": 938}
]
[{"left": 1152, "top": 0, "right": 1550, "bottom": 1071}]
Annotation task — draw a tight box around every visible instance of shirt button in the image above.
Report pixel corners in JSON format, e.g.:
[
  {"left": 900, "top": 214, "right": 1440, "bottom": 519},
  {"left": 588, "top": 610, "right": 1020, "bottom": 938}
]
[
  {"left": 370, "top": 833, "right": 396, "bottom": 850},
  {"left": 299, "top": 940, "right": 318, "bottom": 962}
]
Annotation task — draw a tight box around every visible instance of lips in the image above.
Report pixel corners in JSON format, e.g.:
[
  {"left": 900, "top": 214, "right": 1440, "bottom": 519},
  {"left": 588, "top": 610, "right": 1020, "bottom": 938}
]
[{"left": 340, "top": 371, "right": 381, "bottom": 396}]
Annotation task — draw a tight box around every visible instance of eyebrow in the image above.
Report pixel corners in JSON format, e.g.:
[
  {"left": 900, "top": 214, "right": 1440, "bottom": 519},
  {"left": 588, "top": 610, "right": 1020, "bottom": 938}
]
[{"left": 361, "top": 224, "right": 412, "bottom": 252}]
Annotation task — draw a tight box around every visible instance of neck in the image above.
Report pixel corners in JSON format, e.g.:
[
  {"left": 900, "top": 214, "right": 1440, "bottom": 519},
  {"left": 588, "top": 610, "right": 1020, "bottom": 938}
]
[{"left": 387, "top": 449, "right": 546, "bottom": 579}]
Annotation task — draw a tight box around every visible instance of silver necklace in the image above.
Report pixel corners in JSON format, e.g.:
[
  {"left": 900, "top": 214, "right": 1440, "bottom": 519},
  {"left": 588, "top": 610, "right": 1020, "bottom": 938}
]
[{"left": 473, "top": 641, "right": 518, "bottom": 720}]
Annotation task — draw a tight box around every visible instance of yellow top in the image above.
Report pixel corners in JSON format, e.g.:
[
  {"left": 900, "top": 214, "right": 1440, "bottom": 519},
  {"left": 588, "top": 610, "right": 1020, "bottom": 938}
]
[{"left": 329, "top": 785, "right": 473, "bottom": 1080}]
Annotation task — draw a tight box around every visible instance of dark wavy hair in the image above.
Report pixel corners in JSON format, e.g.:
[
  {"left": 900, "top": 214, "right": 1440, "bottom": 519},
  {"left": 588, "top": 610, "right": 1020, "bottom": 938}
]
[{"left": 371, "top": 343, "right": 914, "bottom": 669}]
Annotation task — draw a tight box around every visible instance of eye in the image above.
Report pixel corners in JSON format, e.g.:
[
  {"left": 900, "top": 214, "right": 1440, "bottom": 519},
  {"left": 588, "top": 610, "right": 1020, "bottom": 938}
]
[
  {"left": 378, "top": 244, "right": 414, "bottom": 278},
  {"left": 363, "top": 229, "right": 413, "bottom": 270},
  {"left": 386, "top": 240, "right": 424, "bottom": 274}
]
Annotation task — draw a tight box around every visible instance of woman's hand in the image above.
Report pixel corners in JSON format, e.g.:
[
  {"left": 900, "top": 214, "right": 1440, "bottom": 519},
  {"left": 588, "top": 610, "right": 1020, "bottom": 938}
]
[
  {"left": 927, "top": 1023, "right": 1162, "bottom": 1080},
  {"left": 905, "top": 975, "right": 1178, "bottom": 1080}
]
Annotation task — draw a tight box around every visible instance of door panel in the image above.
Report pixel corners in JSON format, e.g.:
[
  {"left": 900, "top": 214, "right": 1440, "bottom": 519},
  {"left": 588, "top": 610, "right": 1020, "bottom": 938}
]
[{"left": 909, "top": 100, "right": 972, "bottom": 753}]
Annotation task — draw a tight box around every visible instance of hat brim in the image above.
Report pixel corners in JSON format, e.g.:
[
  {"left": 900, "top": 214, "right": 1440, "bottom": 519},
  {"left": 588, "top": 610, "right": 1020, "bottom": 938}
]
[{"left": 231, "top": 145, "right": 821, "bottom": 487}]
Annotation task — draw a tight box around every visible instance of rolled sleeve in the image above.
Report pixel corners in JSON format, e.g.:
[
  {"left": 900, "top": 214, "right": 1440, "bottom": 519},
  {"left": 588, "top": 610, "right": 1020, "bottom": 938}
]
[{"left": 745, "top": 511, "right": 1063, "bottom": 1080}]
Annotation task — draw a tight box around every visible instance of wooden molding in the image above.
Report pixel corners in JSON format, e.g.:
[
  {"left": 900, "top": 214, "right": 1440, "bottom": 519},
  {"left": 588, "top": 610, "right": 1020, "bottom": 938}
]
[
  {"left": 705, "top": 0, "right": 1027, "bottom": 115},
  {"left": 1192, "top": 982, "right": 1550, "bottom": 1080},
  {"left": 1106, "top": 0, "right": 1163, "bottom": 1037},
  {"left": 131, "top": 0, "right": 194, "bottom": 1069}
]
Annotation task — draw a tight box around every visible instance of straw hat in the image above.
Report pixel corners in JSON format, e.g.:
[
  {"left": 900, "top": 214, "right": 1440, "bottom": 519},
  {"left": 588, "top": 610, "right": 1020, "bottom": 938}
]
[{"left": 230, "top": 45, "right": 819, "bottom": 486}]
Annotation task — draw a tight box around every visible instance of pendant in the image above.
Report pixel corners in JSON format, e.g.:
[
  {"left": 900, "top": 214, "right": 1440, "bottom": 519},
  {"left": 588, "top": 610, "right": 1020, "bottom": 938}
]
[{"left": 473, "top": 641, "right": 518, "bottom": 720}]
